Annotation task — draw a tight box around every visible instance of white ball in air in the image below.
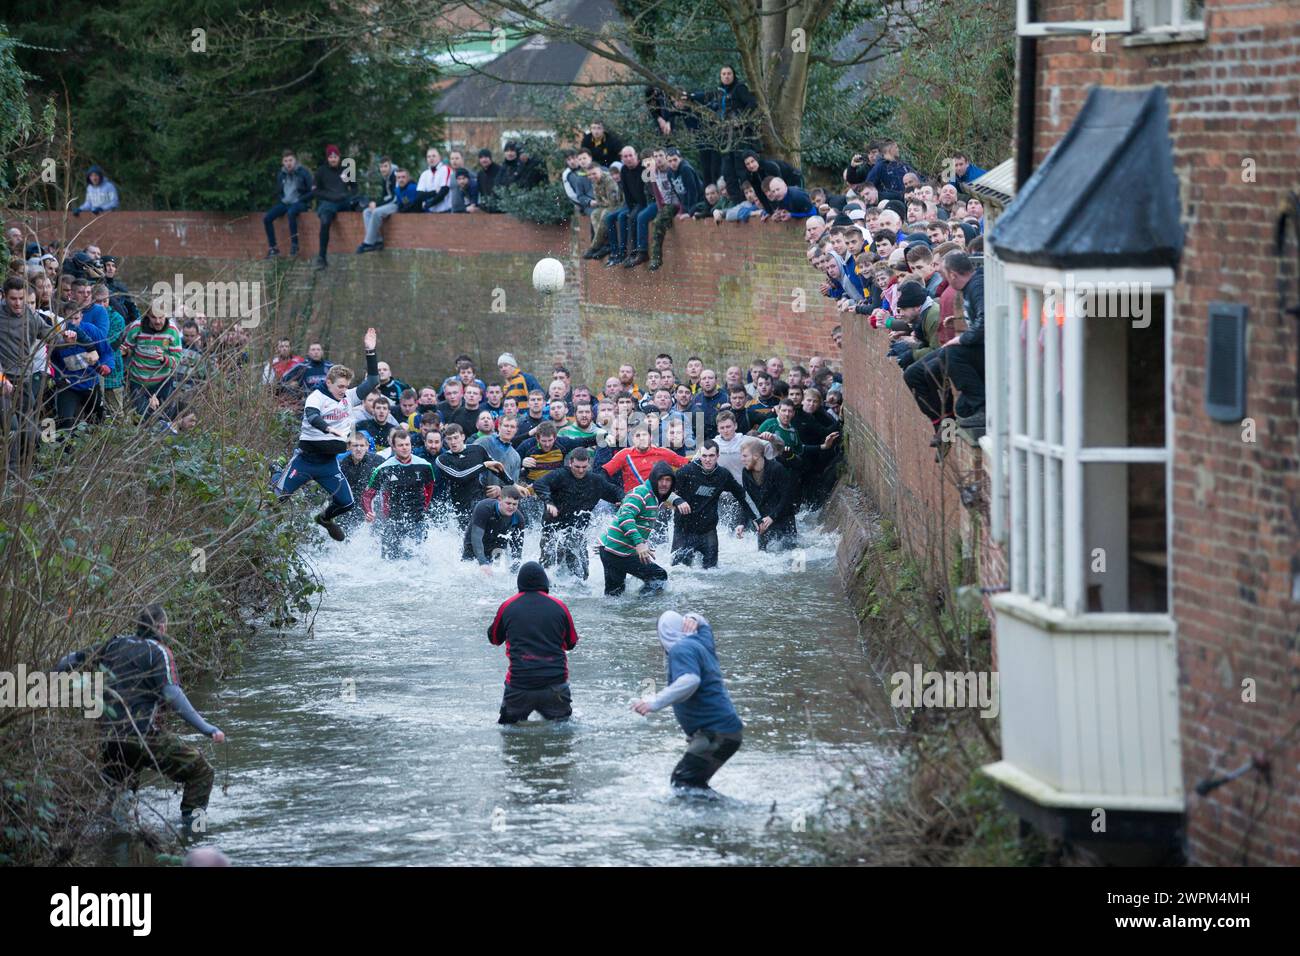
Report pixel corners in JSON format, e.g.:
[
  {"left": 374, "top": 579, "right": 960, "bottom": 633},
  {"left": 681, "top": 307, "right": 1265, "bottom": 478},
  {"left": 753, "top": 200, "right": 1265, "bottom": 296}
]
[{"left": 532, "top": 257, "right": 566, "bottom": 294}]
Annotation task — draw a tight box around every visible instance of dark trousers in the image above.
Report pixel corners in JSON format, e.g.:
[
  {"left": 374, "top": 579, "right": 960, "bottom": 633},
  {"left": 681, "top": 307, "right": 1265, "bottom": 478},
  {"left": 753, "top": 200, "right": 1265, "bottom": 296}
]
[
  {"left": 381, "top": 515, "right": 427, "bottom": 559},
  {"left": 757, "top": 515, "right": 798, "bottom": 552},
  {"left": 54, "top": 385, "right": 98, "bottom": 431},
  {"left": 3, "top": 381, "right": 39, "bottom": 474},
  {"left": 540, "top": 522, "right": 590, "bottom": 580},
  {"left": 102, "top": 733, "right": 214, "bottom": 814},
  {"left": 905, "top": 344, "right": 985, "bottom": 422},
  {"left": 316, "top": 200, "right": 347, "bottom": 257},
  {"left": 599, "top": 547, "right": 668, "bottom": 596},
  {"left": 498, "top": 682, "right": 572, "bottom": 724},
  {"left": 698, "top": 148, "right": 722, "bottom": 192},
  {"left": 671, "top": 526, "right": 719, "bottom": 569},
  {"left": 128, "top": 378, "right": 175, "bottom": 418},
  {"left": 720, "top": 151, "right": 752, "bottom": 207},
  {"left": 264, "top": 201, "right": 308, "bottom": 249},
  {"left": 671, "top": 729, "right": 742, "bottom": 789}
]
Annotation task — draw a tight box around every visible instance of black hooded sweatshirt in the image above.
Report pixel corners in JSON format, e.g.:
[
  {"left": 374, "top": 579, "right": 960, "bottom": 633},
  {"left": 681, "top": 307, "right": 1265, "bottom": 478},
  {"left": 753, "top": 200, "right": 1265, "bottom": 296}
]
[{"left": 487, "top": 562, "right": 579, "bottom": 689}]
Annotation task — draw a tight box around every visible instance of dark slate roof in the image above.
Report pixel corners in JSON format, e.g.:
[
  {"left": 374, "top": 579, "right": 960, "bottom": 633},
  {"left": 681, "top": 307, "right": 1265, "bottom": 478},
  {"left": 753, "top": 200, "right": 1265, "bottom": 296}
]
[
  {"left": 989, "top": 86, "right": 1183, "bottom": 269},
  {"left": 438, "top": 0, "right": 622, "bottom": 119}
]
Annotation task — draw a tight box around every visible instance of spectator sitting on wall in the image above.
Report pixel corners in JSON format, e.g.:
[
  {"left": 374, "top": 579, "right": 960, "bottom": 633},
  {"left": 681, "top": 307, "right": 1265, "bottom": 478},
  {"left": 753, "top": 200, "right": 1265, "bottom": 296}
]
[
  {"left": 452, "top": 168, "right": 480, "bottom": 213},
  {"left": 417, "top": 147, "right": 453, "bottom": 213},
  {"left": 495, "top": 142, "right": 524, "bottom": 192},
  {"left": 357, "top": 156, "right": 398, "bottom": 254},
  {"left": 690, "top": 181, "right": 729, "bottom": 220},
  {"left": 75, "top": 165, "right": 120, "bottom": 216},
  {"left": 476, "top": 149, "right": 500, "bottom": 205},
  {"left": 580, "top": 121, "right": 624, "bottom": 168},
  {"left": 605, "top": 146, "right": 646, "bottom": 267},
  {"left": 562, "top": 148, "right": 597, "bottom": 221},
  {"left": 583, "top": 159, "right": 622, "bottom": 259},
  {"left": 393, "top": 167, "right": 422, "bottom": 214},
  {"left": 742, "top": 151, "right": 803, "bottom": 218},
  {"left": 264, "top": 149, "right": 313, "bottom": 258},
  {"left": 762, "top": 178, "right": 815, "bottom": 222},
  {"left": 311, "top": 144, "right": 360, "bottom": 270},
  {"left": 901, "top": 251, "right": 986, "bottom": 450},
  {"left": 717, "top": 180, "right": 763, "bottom": 223},
  {"left": 641, "top": 147, "right": 702, "bottom": 272}
]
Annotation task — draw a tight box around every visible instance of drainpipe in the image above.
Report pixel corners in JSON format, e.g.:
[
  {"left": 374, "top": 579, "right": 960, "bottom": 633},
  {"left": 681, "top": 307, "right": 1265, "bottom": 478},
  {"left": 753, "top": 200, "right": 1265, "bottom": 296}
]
[{"left": 1016, "top": 4, "right": 1038, "bottom": 189}]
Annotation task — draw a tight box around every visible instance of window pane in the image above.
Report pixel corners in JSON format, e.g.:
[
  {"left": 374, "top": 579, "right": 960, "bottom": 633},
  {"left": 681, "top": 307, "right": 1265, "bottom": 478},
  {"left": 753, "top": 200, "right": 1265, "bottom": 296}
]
[
  {"left": 1082, "top": 289, "right": 1166, "bottom": 448},
  {"left": 1083, "top": 462, "right": 1168, "bottom": 613}
]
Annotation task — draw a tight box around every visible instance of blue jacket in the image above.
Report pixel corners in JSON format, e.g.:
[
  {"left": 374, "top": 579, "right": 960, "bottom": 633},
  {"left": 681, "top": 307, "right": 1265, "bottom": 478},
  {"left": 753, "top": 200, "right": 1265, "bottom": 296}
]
[
  {"left": 866, "top": 158, "right": 914, "bottom": 197},
  {"left": 666, "top": 622, "right": 743, "bottom": 735},
  {"left": 52, "top": 305, "right": 113, "bottom": 391},
  {"left": 394, "top": 181, "right": 423, "bottom": 213},
  {"left": 274, "top": 164, "right": 314, "bottom": 205}
]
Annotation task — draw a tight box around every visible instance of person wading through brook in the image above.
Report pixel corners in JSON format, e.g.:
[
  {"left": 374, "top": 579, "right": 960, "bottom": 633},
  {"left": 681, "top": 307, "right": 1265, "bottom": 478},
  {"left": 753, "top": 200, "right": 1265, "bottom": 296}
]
[
  {"left": 56, "top": 603, "right": 226, "bottom": 833},
  {"left": 632, "top": 610, "right": 743, "bottom": 797},
  {"left": 487, "top": 561, "right": 580, "bottom": 724},
  {"left": 597, "top": 459, "right": 687, "bottom": 596}
]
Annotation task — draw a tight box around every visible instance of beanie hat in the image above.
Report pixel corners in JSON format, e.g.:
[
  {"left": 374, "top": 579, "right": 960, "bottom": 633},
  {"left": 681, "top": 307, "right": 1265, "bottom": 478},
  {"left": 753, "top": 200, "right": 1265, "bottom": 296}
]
[
  {"left": 896, "top": 283, "right": 928, "bottom": 309},
  {"left": 497, "top": 352, "right": 518, "bottom": 368},
  {"left": 478, "top": 148, "right": 493, "bottom": 159},
  {"left": 325, "top": 144, "right": 341, "bottom": 159}
]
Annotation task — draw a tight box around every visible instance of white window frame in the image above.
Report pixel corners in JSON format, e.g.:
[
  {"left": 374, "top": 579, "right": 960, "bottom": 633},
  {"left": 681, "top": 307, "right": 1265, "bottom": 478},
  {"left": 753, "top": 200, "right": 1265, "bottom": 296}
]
[
  {"left": 1126, "top": 0, "right": 1206, "bottom": 44},
  {"left": 1016, "top": 0, "right": 1133, "bottom": 36},
  {"left": 997, "top": 262, "right": 1174, "bottom": 617}
]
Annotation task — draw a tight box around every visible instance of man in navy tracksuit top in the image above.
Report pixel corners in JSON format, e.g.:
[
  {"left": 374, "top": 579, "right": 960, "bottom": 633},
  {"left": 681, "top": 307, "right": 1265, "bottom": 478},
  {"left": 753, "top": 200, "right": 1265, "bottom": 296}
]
[
  {"left": 633, "top": 610, "right": 743, "bottom": 792},
  {"left": 487, "top": 562, "right": 580, "bottom": 724}
]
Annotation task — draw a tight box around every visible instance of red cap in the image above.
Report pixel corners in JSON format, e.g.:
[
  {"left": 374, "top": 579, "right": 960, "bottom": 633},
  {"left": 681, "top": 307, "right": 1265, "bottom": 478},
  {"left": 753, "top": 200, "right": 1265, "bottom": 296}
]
[{"left": 325, "top": 144, "right": 341, "bottom": 159}]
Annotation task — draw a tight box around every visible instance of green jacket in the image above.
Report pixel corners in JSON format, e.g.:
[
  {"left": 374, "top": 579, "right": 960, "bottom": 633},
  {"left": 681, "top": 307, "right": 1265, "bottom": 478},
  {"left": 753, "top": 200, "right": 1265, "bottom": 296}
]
[{"left": 909, "top": 301, "right": 943, "bottom": 363}]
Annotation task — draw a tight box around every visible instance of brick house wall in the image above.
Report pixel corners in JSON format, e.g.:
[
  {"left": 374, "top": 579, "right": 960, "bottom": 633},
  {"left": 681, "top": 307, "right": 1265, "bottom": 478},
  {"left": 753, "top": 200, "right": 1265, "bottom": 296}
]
[{"left": 1029, "top": 0, "right": 1300, "bottom": 865}]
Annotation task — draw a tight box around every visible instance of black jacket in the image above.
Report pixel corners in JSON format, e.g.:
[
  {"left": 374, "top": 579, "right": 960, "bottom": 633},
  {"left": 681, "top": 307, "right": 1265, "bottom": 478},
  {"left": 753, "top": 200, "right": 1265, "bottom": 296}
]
[
  {"left": 312, "top": 163, "right": 358, "bottom": 206},
  {"left": 476, "top": 162, "right": 500, "bottom": 200},
  {"left": 463, "top": 497, "right": 526, "bottom": 565},
  {"left": 533, "top": 466, "right": 623, "bottom": 526},
  {"left": 487, "top": 562, "right": 578, "bottom": 689},
  {"left": 742, "top": 456, "right": 796, "bottom": 524},
  {"left": 580, "top": 130, "right": 624, "bottom": 168},
  {"left": 619, "top": 163, "right": 648, "bottom": 209},
  {"left": 672, "top": 460, "right": 755, "bottom": 534}
]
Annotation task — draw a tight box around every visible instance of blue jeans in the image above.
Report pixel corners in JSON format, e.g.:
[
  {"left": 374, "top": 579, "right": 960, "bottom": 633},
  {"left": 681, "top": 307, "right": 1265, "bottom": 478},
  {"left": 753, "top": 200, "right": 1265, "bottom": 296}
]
[
  {"left": 264, "top": 201, "right": 308, "bottom": 248},
  {"left": 607, "top": 206, "right": 634, "bottom": 257},
  {"left": 362, "top": 201, "right": 397, "bottom": 245},
  {"left": 634, "top": 203, "right": 658, "bottom": 252}
]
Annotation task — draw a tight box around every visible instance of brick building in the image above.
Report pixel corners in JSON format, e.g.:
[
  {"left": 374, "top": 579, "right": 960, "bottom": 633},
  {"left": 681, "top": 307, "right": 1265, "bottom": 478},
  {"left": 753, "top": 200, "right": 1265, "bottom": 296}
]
[
  {"left": 970, "top": 1, "right": 1299, "bottom": 864},
  {"left": 436, "top": 0, "right": 629, "bottom": 157}
]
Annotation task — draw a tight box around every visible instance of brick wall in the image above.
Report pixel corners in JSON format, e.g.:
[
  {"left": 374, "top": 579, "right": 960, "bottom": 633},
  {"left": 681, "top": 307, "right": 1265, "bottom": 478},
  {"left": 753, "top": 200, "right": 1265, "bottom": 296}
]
[
  {"left": 1032, "top": 0, "right": 1300, "bottom": 865},
  {"left": 18, "top": 209, "right": 841, "bottom": 390}
]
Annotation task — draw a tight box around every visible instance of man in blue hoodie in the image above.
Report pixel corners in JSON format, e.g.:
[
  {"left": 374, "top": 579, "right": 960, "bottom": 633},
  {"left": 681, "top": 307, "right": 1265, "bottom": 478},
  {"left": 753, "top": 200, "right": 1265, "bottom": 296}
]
[
  {"left": 633, "top": 610, "right": 743, "bottom": 794},
  {"left": 51, "top": 278, "right": 113, "bottom": 429},
  {"left": 264, "top": 149, "right": 314, "bottom": 257}
]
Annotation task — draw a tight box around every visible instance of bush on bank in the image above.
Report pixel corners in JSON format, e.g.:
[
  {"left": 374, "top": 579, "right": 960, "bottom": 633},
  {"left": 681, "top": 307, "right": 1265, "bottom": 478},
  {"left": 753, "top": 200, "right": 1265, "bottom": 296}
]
[{"left": 0, "top": 361, "right": 320, "bottom": 865}]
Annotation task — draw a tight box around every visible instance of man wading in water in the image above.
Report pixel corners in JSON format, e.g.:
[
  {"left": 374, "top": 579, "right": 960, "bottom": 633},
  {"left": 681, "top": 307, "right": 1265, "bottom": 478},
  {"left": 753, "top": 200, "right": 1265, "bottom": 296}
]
[
  {"left": 488, "top": 561, "right": 580, "bottom": 723},
  {"left": 632, "top": 610, "right": 743, "bottom": 797},
  {"left": 56, "top": 603, "right": 226, "bottom": 833}
]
